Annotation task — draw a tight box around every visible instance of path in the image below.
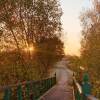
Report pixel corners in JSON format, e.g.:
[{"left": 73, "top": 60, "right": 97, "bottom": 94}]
[{"left": 40, "top": 58, "right": 74, "bottom": 100}]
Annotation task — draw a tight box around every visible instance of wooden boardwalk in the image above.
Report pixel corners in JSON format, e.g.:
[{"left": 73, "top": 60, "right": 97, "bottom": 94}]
[
  {"left": 40, "top": 83, "right": 74, "bottom": 100},
  {"left": 40, "top": 59, "right": 74, "bottom": 100}
]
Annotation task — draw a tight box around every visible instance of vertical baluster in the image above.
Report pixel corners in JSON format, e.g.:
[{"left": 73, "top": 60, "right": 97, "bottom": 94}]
[
  {"left": 32, "top": 81, "right": 36, "bottom": 99},
  {"left": 49, "top": 78, "right": 51, "bottom": 88},
  {"left": 42, "top": 79, "right": 46, "bottom": 93},
  {"left": 48, "top": 78, "right": 50, "bottom": 89},
  {"left": 51, "top": 77, "right": 53, "bottom": 86},
  {"left": 26, "top": 82, "right": 31, "bottom": 100},
  {"left": 46, "top": 79, "right": 48, "bottom": 90},
  {"left": 75, "top": 89, "right": 82, "bottom": 100},
  {"left": 44, "top": 79, "right": 47, "bottom": 92},
  {"left": 3, "top": 87, "right": 12, "bottom": 100},
  {"left": 17, "top": 84, "right": 23, "bottom": 100},
  {"left": 46, "top": 79, "right": 48, "bottom": 89}
]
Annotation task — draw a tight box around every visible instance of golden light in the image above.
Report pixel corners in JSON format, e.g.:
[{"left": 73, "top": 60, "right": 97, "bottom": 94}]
[
  {"left": 29, "top": 46, "right": 34, "bottom": 52},
  {"left": 24, "top": 46, "right": 34, "bottom": 52}
]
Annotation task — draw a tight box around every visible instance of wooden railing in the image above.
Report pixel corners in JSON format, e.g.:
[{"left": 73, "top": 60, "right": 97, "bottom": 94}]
[
  {"left": 73, "top": 77, "right": 82, "bottom": 100},
  {"left": 73, "top": 77, "right": 99, "bottom": 100},
  {"left": 0, "top": 76, "right": 56, "bottom": 100}
]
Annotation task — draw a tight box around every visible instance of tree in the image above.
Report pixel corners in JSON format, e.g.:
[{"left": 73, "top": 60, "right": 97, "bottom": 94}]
[
  {"left": 34, "top": 36, "right": 64, "bottom": 78},
  {"left": 0, "top": 0, "right": 62, "bottom": 50},
  {"left": 80, "top": 0, "right": 100, "bottom": 97},
  {"left": 0, "top": 0, "right": 64, "bottom": 82}
]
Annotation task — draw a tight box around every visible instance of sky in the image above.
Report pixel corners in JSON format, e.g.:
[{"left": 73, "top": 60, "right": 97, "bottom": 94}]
[{"left": 60, "top": 0, "right": 90, "bottom": 56}]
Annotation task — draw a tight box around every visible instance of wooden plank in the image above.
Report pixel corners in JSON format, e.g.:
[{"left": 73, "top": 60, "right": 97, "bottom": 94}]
[{"left": 40, "top": 84, "right": 74, "bottom": 100}]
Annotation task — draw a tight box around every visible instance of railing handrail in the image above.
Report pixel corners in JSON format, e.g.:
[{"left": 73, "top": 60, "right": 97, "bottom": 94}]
[{"left": 73, "top": 77, "right": 82, "bottom": 94}]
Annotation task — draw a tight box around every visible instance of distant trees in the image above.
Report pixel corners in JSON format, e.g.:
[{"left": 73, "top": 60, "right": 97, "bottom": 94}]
[
  {"left": 64, "top": 55, "right": 81, "bottom": 72},
  {"left": 0, "top": 0, "right": 64, "bottom": 83},
  {"left": 80, "top": 0, "right": 100, "bottom": 97}
]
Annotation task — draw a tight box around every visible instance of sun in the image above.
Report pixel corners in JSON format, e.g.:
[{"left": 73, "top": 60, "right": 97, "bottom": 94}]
[
  {"left": 24, "top": 46, "right": 34, "bottom": 52},
  {"left": 29, "top": 46, "right": 34, "bottom": 52}
]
